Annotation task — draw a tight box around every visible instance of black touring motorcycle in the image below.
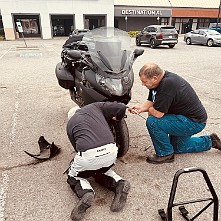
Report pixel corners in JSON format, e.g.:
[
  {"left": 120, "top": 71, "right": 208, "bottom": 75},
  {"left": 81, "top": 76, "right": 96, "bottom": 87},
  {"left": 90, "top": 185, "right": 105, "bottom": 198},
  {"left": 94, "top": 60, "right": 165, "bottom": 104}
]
[{"left": 55, "top": 27, "right": 144, "bottom": 157}]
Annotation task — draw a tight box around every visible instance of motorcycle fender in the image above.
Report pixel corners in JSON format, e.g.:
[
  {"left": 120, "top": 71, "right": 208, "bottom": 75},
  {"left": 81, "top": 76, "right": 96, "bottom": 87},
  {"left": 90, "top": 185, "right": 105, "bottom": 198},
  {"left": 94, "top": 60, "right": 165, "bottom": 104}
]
[
  {"left": 55, "top": 62, "right": 75, "bottom": 89},
  {"left": 79, "top": 82, "right": 108, "bottom": 105}
]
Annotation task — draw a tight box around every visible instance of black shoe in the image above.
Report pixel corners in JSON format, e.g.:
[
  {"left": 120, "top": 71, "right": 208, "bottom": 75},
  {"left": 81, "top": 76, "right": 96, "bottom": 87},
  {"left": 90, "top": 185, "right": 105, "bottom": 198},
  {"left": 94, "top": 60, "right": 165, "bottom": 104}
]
[
  {"left": 110, "top": 180, "right": 130, "bottom": 212},
  {"left": 70, "top": 192, "right": 95, "bottom": 221},
  {"left": 210, "top": 133, "right": 221, "bottom": 150},
  {"left": 146, "top": 153, "right": 174, "bottom": 164}
]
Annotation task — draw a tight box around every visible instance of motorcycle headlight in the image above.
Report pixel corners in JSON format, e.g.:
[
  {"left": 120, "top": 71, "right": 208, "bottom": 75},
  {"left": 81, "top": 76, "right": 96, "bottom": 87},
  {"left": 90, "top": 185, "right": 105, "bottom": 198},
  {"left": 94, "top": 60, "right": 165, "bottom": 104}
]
[{"left": 96, "top": 74, "right": 123, "bottom": 96}]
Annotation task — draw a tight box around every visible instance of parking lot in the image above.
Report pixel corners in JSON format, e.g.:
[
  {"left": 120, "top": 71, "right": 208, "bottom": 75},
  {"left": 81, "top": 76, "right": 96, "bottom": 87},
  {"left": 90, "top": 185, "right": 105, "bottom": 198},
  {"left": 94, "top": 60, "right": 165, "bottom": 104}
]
[{"left": 0, "top": 35, "right": 221, "bottom": 221}]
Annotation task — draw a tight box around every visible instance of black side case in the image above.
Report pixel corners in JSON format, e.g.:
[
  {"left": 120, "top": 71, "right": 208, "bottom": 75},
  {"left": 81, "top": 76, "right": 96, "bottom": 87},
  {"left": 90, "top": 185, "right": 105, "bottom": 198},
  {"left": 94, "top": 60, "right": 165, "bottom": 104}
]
[{"left": 55, "top": 62, "right": 75, "bottom": 89}]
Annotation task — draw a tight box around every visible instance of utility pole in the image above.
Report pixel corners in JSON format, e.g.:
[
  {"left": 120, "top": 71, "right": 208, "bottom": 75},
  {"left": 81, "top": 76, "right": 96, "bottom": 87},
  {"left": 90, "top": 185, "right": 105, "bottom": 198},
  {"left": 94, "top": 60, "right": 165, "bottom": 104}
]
[
  {"left": 216, "top": 0, "right": 221, "bottom": 29},
  {"left": 168, "top": 0, "right": 172, "bottom": 25},
  {"left": 125, "top": 16, "right": 128, "bottom": 32}
]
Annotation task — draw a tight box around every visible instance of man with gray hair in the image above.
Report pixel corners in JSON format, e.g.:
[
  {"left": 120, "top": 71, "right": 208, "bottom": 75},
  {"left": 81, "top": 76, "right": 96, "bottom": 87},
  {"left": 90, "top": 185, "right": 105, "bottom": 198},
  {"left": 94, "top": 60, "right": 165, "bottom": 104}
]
[{"left": 130, "top": 63, "right": 221, "bottom": 164}]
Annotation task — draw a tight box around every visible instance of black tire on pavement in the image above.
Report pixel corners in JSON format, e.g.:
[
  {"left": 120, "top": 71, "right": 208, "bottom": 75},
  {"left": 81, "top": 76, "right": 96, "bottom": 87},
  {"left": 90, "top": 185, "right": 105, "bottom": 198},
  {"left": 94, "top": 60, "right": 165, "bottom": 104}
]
[
  {"left": 168, "top": 44, "right": 175, "bottom": 48},
  {"left": 207, "top": 39, "right": 213, "bottom": 47},
  {"left": 186, "top": 38, "right": 191, "bottom": 45},
  {"left": 109, "top": 118, "right": 129, "bottom": 158},
  {"left": 150, "top": 39, "right": 156, "bottom": 49}
]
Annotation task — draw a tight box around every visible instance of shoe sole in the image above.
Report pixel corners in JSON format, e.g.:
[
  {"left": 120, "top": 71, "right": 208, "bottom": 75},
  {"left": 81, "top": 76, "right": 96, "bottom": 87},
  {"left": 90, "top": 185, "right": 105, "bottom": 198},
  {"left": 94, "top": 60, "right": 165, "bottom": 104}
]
[
  {"left": 71, "top": 193, "right": 94, "bottom": 221},
  {"left": 110, "top": 181, "right": 130, "bottom": 212},
  {"left": 81, "top": 194, "right": 94, "bottom": 207},
  {"left": 146, "top": 158, "right": 174, "bottom": 164}
]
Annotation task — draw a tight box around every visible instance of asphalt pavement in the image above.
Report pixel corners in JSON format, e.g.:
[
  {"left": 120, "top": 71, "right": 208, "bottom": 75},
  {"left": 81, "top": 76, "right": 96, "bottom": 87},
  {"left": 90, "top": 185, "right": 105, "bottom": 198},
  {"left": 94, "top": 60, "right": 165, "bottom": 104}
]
[{"left": 0, "top": 36, "right": 221, "bottom": 221}]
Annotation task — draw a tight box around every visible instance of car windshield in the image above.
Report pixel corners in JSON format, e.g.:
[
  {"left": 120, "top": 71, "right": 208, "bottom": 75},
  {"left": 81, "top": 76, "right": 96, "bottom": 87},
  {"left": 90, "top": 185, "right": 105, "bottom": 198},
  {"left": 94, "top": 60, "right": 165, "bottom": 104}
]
[
  {"left": 160, "top": 27, "right": 176, "bottom": 33},
  {"left": 210, "top": 23, "right": 221, "bottom": 28},
  {"left": 204, "top": 29, "right": 220, "bottom": 35}
]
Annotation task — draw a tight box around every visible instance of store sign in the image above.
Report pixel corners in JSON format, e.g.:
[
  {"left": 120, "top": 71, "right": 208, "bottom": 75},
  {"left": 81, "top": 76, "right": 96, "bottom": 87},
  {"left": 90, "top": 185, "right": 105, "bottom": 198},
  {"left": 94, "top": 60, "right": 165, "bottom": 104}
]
[
  {"left": 121, "top": 9, "right": 162, "bottom": 16},
  {"left": 16, "top": 22, "right": 23, "bottom": 33},
  {"left": 115, "top": 7, "right": 171, "bottom": 17}
]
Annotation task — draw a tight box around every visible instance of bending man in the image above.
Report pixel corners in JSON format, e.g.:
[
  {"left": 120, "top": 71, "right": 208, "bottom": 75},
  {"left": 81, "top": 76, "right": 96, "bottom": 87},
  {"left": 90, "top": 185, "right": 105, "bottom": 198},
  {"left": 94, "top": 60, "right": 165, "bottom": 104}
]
[
  {"left": 130, "top": 63, "right": 221, "bottom": 164},
  {"left": 66, "top": 102, "right": 130, "bottom": 220}
]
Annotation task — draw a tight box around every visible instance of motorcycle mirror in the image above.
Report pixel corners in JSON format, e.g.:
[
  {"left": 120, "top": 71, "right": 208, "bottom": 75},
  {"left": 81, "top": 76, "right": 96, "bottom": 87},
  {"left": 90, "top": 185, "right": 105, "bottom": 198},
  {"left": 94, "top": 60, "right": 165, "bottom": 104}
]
[
  {"left": 67, "top": 50, "right": 82, "bottom": 60},
  {"left": 133, "top": 49, "right": 144, "bottom": 58}
]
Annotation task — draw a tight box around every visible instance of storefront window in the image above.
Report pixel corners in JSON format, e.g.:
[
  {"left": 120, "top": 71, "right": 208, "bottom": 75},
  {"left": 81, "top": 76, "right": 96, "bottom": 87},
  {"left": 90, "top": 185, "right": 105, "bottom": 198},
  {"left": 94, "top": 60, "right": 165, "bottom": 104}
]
[
  {"left": 174, "top": 18, "right": 197, "bottom": 34},
  {"left": 21, "top": 19, "right": 39, "bottom": 34},
  {"left": 161, "top": 18, "right": 169, "bottom": 25},
  {"left": 51, "top": 15, "right": 74, "bottom": 37},
  {"left": 13, "top": 14, "right": 41, "bottom": 38},
  {"left": 197, "top": 18, "right": 210, "bottom": 29},
  {"left": 84, "top": 15, "right": 105, "bottom": 30}
]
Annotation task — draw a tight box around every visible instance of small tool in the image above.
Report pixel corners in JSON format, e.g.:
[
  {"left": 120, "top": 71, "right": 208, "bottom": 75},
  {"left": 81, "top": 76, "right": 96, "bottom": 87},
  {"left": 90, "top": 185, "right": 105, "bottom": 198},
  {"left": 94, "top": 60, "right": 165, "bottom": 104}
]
[{"left": 126, "top": 106, "right": 147, "bottom": 120}]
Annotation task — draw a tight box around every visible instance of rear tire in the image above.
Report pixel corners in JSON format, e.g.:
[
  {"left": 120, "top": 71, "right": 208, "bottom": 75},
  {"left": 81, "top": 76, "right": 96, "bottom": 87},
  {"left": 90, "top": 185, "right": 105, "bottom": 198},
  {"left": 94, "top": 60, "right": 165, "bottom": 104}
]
[
  {"left": 186, "top": 38, "right": 191, "bottom": 45},
  {"left": 150, "top": 39, "right": 156, "bottom": 49},
  {"left": 109, "top": 119, "right": 129, "bottom": 158},
  {"left": 207, "top": 39, "right": 213, "bottom": 47},
  {"left": 168, "top": 44, "right": 175, "bottom": 48}
]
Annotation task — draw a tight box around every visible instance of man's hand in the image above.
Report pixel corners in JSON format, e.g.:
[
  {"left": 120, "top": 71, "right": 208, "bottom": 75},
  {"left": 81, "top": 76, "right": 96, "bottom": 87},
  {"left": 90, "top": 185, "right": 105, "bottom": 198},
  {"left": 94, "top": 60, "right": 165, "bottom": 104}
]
[
  {"left": 128, "top": 106, "right": 143, "bottom": 114},
  {"left": 128, "top": 100, "right": 153, "bottom": 115}
]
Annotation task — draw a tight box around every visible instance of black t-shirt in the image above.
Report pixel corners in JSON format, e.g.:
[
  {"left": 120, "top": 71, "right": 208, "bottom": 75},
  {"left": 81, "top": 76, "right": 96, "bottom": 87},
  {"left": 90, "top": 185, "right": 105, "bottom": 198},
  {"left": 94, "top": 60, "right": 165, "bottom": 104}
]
[
  {"left": 66, "top": 102, "right": 126, "bottom": 152},
  {"left": 147, "top": 71, "right": 207, "bottom": 123}
]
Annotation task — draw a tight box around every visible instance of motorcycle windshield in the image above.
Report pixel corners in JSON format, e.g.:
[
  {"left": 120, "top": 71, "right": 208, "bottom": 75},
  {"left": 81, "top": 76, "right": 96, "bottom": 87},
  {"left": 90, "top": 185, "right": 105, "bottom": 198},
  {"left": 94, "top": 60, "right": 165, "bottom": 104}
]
[{"left": 83, "top": 27, "right": 132, "bottom": 75}]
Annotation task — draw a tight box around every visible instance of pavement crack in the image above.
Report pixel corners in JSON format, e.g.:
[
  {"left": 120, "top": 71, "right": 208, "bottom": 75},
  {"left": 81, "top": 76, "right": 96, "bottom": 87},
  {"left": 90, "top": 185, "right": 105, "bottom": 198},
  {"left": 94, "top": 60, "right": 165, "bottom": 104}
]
[
  {"left": 0, "top": 160, "right": 44, "bottom": 171},
  {"left": 130, "top": 134, "right": 148, "bottom": 139}
]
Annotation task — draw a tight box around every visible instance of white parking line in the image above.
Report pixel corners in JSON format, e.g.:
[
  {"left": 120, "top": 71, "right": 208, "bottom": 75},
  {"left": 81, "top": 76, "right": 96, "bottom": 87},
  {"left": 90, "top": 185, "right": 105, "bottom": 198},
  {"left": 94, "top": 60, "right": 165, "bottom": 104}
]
[
  {"left": 40, "top": 44, "right": 46, "bottom": 49},
  {"left": 0, "top": 93, "right": 20, "bottom": 220},
  {"left": 41, "top": 44, "right": 60, "bottom": 55},
  {"left": 0, "top": 46, "right": 12, "bottom": 60},
  {"left": 0, "top": 172, "right": 9, "bottom": 221},
  {"left": 188, "top": 75, "right": 220, "bottom": 86},
  {"left": 50, "top": 47, "right": 60, "bottom": 56},
  {"left": 10, "top": 101, "right": 19, "bottom": 147}
]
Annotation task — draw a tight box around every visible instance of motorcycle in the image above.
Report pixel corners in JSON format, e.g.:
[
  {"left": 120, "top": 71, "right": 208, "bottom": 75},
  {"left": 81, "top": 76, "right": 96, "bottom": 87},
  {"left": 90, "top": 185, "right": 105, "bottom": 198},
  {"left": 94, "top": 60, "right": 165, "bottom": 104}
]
[{"left": 55, "top": 27, "right": 144, "bottom": 157}]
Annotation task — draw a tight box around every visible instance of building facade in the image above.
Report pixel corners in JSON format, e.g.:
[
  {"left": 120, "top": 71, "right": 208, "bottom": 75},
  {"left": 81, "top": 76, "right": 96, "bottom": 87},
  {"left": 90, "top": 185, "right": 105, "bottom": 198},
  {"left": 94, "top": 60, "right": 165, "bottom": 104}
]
[
  {"left": 114, "top": 0, "right": 221, "bottom": 33},
  {"left": 0, "top": 0, "right": 220, "bottom": 40},
  {"left": 0, "top": 0, "right": 114, "bottom": 40}
]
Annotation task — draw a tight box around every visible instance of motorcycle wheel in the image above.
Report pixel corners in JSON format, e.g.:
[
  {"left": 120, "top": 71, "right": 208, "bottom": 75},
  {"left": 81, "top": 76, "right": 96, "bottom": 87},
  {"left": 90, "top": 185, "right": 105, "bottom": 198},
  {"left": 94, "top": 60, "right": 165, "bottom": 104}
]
[{"left": 109, "top": 119, "right": 129, "bottom": 158}]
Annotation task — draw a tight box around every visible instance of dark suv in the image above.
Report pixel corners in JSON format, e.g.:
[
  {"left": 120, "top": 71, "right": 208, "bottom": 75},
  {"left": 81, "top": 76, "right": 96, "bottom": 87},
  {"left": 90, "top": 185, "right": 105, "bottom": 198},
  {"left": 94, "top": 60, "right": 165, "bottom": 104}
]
[{"left": 136, "top": 25, "right": 178, "bottom": 48}]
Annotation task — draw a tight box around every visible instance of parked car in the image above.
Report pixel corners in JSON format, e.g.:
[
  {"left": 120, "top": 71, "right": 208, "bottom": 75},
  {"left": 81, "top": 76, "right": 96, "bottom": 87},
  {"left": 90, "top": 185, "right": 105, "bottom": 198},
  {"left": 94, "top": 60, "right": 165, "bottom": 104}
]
[
  {"left": 209, "top": 23, "right": 221, "bottom": 34},
  {"left": 184, "top": 29, "right": 221, "bottom": 47},
  {"left": 135, "top": 25, "right": 178, "bottom": 49}
]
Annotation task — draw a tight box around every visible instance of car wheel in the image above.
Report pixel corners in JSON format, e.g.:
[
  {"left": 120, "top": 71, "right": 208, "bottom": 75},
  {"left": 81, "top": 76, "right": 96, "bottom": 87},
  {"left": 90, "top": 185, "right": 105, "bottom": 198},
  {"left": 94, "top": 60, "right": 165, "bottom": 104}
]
[
  {"left": 168, "top": 44, "right": 175, "bottom": 48},
  {"left": 207, "top": 39, "right": 213, "bottom": 47},
  {"left": 136, "top": 38, "right": 141, "bottom": 46},
  {"left": 150, "top": 39, "right": 156, "bottom": 48},
  {"left": 186, "top": 38, "right": 191, "bottom": 45}
]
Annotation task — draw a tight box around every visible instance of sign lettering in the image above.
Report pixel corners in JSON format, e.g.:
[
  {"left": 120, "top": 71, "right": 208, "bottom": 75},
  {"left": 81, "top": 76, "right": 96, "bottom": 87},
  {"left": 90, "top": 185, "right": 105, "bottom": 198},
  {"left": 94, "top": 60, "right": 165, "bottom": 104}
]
[{"left": 121, "top": 9, "right": 162, "bottom": 16}]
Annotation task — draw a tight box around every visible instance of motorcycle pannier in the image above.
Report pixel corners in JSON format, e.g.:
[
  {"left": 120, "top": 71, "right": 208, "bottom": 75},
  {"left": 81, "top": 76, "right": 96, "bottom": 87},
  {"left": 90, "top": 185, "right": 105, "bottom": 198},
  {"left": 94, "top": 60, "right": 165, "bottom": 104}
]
[{"left": 55, "top": 62, "right": 75, "bottom": 89}]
